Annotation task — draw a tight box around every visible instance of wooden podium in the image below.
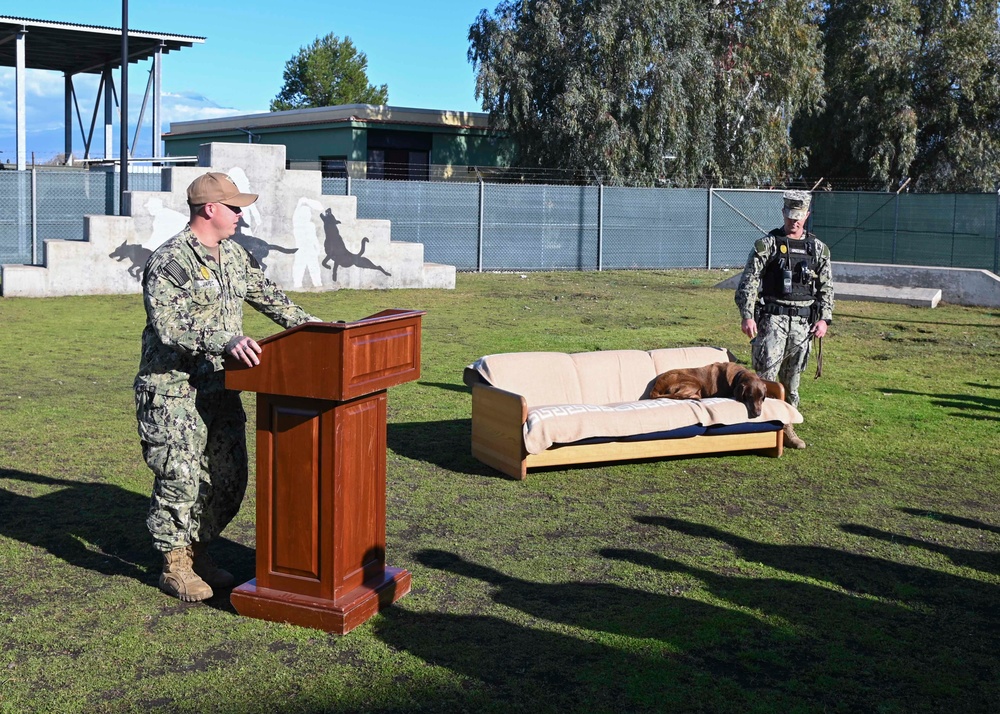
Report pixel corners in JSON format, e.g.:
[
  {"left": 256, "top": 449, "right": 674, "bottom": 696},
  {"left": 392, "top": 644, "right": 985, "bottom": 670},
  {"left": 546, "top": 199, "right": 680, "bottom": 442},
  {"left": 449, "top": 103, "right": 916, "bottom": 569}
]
[{"left": 224, "top": 309, "right": 423, "bottom": 634}]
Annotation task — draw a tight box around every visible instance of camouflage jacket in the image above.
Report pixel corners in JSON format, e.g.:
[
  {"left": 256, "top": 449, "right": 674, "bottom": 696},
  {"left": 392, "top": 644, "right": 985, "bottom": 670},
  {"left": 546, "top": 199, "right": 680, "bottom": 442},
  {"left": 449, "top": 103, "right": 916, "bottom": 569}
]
[
  {"left": 134, "top": 226, "right": 317, "bottom": 397},
  {"left": 734, "top": 229, "right": 834, "bottom": 322}
]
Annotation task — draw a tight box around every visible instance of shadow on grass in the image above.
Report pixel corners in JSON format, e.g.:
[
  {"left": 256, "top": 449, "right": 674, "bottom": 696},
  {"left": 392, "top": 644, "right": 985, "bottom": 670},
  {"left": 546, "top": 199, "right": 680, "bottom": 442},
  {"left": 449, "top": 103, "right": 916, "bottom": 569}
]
[
  {"left": 625, "top": 516, "right": 999, "bottom": 708},
  {"left": 879, "top": 387, "right": 1000, "bottom": 420},
  {"left": 370, "top": 535, "right": 1000, "bottom": 712},
  {"left": 387, "top": 419, "right": 501, "bottom": 477},
  {"left": 373, "top": 548, "right": 783, "bottom": 712},
  {"left": 839, "top": 523, "right": 998, "bottom": 575},
  {"left": 898, "top": 507, "right": 1000, "bottom": 535},
  {"left": 0, "top": 468, "right": 251, "bottom": 613},
  {"left": 639, "top": 516, "right": 998, "bottom": 611},
  {"left": 417, "top": 381, "right": 469, "bottom": 394}
]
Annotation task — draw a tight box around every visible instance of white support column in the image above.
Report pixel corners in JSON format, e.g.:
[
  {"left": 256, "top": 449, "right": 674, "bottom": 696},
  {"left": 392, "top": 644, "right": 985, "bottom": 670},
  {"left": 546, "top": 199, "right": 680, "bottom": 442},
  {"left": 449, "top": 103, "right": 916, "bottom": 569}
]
[
  {"left": 15, "top": 28, "right": 27, "bottom": 170},
  {"left": 153, "top": 43, "right": 163, "bottom": 158}
]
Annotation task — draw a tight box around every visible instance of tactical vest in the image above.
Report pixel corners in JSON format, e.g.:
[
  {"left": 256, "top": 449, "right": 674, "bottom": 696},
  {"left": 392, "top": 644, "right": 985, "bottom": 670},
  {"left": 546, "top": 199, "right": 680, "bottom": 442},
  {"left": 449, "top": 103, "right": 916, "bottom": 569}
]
[{"left": 761, "top": 230, "right": 820, "bottom": 301}]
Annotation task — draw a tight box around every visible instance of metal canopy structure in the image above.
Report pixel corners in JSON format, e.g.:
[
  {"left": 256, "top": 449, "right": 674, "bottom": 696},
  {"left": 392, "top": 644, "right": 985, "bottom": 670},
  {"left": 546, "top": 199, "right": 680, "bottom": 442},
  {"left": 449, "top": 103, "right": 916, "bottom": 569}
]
[{"left": 0, "top": 15, "right": 204, "bottom": 169}]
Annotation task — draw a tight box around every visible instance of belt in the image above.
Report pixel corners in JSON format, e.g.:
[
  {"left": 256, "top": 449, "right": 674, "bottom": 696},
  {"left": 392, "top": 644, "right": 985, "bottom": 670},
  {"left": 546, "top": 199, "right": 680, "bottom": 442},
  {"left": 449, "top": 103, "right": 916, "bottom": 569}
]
[{"left": 761, "top": 302, "right": 812, "bottom": 318}]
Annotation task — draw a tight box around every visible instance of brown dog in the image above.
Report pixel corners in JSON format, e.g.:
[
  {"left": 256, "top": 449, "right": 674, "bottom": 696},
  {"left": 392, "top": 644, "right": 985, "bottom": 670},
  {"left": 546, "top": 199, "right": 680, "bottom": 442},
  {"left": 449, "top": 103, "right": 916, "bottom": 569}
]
[{"left": 648, "top": 362, "right": 768, "bottom": 418}]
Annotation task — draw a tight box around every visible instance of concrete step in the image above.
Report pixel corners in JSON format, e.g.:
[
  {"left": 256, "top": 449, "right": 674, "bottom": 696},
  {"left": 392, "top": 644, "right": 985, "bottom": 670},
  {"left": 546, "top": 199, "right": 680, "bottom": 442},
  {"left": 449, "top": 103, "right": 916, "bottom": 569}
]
[{"left": 833, "top": 282, "right": 941, "bottom": 308}]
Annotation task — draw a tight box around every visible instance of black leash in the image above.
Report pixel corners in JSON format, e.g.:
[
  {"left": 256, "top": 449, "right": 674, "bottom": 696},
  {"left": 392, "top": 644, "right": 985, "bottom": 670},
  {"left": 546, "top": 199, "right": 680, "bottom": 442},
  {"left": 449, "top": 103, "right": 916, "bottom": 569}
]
[{"left": 814, "top": 336, "right": 823, "bottom": 379}]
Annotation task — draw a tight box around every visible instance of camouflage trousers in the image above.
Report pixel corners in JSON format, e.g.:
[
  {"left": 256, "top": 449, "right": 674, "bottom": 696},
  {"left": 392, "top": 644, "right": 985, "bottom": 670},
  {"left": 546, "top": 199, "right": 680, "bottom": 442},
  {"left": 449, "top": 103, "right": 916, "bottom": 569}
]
[
  {"left": 751, "top": 314, "right": 813, "bottom": 408},
  {"left": 135, "top": 388, "right": 248, "bottom": 553}
]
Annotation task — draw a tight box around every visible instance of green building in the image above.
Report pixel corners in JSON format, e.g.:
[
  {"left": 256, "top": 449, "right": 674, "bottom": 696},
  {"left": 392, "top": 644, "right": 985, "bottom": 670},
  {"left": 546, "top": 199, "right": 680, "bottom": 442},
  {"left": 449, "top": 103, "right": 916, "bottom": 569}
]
[{"left": 163, "top": 104, "right": 512, "bottom": 181}]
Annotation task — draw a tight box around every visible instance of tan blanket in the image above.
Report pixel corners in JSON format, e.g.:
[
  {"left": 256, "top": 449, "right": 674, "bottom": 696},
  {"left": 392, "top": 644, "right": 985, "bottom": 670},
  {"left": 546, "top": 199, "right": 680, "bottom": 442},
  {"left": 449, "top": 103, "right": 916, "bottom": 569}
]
[{"left": 523, "top": 396, "right": 801, "bottom": 454}]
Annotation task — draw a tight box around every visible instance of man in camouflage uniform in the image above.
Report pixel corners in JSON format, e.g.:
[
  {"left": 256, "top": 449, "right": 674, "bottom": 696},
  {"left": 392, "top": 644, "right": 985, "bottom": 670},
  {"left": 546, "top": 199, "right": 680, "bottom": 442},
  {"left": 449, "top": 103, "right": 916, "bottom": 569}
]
[
  {"left": 135, "top": 172, "right": 321, "bottom": 602},
  {"left": 734, "top": 190, "right": 834, "bottom": 449}
]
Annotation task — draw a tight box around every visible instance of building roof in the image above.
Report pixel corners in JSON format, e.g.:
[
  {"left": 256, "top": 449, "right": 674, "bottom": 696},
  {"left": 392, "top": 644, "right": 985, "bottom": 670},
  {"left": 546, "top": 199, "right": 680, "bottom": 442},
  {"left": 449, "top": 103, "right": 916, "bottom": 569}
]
[
  {"left": 165, "top": 104, "right": 490, "bottom": 136},
  {"left": 0, "top": 15, "right": 204, "bottom": 75}
]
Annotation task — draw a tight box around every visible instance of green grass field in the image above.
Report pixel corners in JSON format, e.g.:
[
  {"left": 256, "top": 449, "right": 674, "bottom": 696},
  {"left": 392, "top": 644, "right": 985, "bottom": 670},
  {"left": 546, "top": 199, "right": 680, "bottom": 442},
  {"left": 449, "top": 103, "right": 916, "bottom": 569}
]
[{"left": 1, "top": 270, "right": 998, "bottom": 713}]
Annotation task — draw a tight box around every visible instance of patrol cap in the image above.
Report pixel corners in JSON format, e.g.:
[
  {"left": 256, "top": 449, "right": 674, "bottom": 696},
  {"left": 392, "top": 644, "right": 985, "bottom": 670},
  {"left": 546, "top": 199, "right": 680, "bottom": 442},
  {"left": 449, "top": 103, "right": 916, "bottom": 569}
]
[
  {"left": 187, "top": 172, "right": 258, "bottom": 207},
  {"left": 782, "top": 190, "right": 811, "bottom": 220}
]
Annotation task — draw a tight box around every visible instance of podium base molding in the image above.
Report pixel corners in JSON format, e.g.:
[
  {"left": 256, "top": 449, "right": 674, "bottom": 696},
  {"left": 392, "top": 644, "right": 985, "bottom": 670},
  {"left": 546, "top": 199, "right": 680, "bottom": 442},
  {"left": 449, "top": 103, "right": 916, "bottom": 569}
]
[{"left": 230, "top": 568, "right": 411, "bottom": 634}]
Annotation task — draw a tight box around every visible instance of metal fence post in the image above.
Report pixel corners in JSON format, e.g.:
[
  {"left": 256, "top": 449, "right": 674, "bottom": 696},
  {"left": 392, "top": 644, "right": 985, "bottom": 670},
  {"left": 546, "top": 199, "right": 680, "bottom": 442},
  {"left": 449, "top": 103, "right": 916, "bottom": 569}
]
[
  {"left": 477, "top": 177, "right": 484, "bottom": 273},
  {"left": 995, "top": 189, "right": 999, "bottom": 274},
  {"left": 597, "top": 182, "right": 604, "bottom": 271},
  {"left": 891, "top": 193, "right": 899, "bottom": 265},
  {"left": 30, "top": 165, "right": 37, "bottom": 264},
  {"left": 706, "top": 187, "right": 713, "bottom": 269},
  {"left": 346, "top": 174, "right": 351, "bottom": 197}
]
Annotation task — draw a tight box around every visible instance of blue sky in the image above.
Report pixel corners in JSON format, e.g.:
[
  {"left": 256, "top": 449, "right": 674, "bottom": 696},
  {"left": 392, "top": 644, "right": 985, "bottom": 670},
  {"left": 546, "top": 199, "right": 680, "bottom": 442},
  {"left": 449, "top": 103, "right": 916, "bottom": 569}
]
[{"left": 0, "top": 1, "right": 491, "bottom": 161}]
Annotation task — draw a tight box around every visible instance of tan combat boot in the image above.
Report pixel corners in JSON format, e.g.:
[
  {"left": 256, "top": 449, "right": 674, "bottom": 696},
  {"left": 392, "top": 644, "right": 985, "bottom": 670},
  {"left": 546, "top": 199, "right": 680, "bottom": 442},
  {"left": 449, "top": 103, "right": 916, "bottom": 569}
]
[
  {"left": 160, "top": 546, "right": 213, "bottom": 602},
  {"left": 191, "top": 542, "right": 235, "bottom": 590},
  {"left": 783, "top": 424, "right": 806, "bottom": 449}
]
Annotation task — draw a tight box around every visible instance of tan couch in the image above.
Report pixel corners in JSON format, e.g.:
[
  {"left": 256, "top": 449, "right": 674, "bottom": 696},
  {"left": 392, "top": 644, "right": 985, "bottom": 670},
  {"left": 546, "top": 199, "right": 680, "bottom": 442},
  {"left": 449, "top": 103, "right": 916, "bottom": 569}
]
[{"left": 464, "top": 346, "right": 802, "bottom": 480}]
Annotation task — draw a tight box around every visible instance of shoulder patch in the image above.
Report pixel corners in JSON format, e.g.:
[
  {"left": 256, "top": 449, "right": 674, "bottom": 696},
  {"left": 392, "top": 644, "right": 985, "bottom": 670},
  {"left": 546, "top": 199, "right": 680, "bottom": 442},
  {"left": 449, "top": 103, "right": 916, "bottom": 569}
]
[{"left": 247, "top": 252, "right": 262, "bottom": 271}]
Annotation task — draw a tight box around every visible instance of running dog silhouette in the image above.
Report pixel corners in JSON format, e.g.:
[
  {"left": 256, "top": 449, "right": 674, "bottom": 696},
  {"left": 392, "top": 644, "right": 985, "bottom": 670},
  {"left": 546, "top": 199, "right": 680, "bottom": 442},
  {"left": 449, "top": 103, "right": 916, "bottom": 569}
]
[
  {"left": 319, "top": 209, "right": 391, "bottom": 281},
  {"left": 232, "top": 230, "right": 297, "bottom": 272},
  {"left": 109, "top": 241, "right": 153, "bottom": 281}
]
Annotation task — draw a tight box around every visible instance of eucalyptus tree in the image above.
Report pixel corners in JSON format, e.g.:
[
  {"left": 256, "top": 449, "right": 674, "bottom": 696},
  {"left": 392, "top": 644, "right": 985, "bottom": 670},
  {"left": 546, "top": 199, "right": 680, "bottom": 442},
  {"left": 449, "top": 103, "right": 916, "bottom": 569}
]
[
  {"left": 798, "top": 0, "right": 1000, "bottom": 191},
  {"left": 271, "top": 34, "right": 388, "bottom": 111},
  {"left": 469, "top": 0, "right": 713, "bottom": 185},
  {"left": 909, "top": 0, "right": 1000, "bottom": 192},
  {"left": 468, "top": 0, "right": 825, "bottom": 186},
  {"left": 704, "top": 0, "right": 826, "bottom": 186},
  {"left": 799, "top": 0, "right": 919, "bottom": 189}
]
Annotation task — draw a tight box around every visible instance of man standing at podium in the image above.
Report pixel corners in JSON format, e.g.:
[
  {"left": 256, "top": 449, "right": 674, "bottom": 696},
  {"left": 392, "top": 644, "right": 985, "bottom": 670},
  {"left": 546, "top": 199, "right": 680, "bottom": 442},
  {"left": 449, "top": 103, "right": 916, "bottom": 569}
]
[{"left": 134, "top": 172, "right": 321, "bottom": 602}]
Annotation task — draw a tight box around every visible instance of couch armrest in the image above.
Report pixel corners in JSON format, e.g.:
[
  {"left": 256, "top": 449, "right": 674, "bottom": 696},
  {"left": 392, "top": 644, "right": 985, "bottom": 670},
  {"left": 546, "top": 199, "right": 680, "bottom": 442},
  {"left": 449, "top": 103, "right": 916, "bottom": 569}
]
[
  {"left": 471, "top": 383, "right": 528, "bottom": 480},
  {"left": 764, "top": 380, "right": 786, "bottom": 401}
]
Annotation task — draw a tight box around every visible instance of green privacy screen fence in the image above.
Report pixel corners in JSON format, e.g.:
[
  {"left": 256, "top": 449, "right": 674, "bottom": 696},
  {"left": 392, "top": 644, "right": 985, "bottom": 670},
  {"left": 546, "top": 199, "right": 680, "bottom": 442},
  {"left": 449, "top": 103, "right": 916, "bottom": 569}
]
[
  {"left": 809, "top": 192, "right": 999, "bottom": 271},
  {"left": 3, "top": 168, "right": 998, "bottom": 273}
]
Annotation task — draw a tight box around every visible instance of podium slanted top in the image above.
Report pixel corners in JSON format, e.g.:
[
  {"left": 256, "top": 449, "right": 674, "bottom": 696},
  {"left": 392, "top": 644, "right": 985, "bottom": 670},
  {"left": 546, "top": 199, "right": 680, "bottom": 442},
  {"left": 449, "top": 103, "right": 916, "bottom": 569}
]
[{"left": 225, "top": 309, "right": 425, "bottom": 401}]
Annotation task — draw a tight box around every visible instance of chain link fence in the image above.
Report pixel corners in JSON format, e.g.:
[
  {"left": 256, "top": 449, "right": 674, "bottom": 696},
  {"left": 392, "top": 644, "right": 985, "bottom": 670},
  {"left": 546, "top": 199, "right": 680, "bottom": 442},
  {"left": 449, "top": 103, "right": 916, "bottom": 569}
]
[
  {"left": 0, "top": 168, "right": 162, "bottom": 264},
  {"left": 3, "top": 168, "right": 998, "bottom": 273}
]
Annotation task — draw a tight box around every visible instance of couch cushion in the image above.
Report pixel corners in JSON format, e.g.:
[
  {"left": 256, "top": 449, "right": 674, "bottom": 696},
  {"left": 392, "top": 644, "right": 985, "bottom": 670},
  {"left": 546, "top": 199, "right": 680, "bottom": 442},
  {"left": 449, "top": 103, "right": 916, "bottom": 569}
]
[
  {"left": 648, "top": 346, "right": 733, "bottom": 375},
  {"left": 571, "top": 350, "right": 658, "bottom": 404},
  {"left": 467, "top": 352, "right": 584, "bottom": 406}
]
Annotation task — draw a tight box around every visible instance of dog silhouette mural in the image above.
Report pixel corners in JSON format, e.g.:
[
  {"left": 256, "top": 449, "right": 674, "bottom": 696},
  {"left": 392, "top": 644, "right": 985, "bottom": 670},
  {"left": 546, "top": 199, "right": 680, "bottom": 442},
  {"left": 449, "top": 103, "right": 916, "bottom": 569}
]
[
  {"left": 231, "top": 225, "right": 298, "bottom": 272},
  {"left": 320, "top": 209, "right": 391, "bottom": 282},
  {"left": 109, "top": 241, "right": 153, "bottom": 281}
]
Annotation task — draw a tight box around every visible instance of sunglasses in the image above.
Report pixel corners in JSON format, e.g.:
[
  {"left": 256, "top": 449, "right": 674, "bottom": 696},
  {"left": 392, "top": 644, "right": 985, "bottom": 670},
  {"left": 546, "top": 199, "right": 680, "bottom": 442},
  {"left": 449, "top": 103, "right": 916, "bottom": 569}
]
[{"left": 220, "top": 203, "right": 243, "bottom": 214}]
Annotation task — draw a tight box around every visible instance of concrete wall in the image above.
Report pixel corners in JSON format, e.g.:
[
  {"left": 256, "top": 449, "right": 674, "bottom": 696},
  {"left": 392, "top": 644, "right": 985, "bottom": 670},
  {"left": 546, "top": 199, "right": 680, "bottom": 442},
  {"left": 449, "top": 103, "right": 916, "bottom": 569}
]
[
  {"left": 0, "top": 142, "right": 455, "bottom": 297},
  {"left": 833, "top": 261, "right": 1000, "bottom": 308},
  {"left": 715, "top": 261, "right": 1000, "bottom": 308}
]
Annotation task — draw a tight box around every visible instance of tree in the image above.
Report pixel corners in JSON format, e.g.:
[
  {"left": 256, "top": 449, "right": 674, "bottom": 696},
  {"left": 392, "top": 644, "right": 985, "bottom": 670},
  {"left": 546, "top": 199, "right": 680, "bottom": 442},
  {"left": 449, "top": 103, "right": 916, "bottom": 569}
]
[
  {"left": 908, "top": 0, "right": 1000, "bottom": 191},
  {"left": 797, "top": 0, "right": 1000, "bottom": 191},
  {"left": 793, "top": 1, "right": 920, "bottom": 189},
  {"left": 468, "top": 0, "right": 825, "bottom": 186},
  {"left": 271, "top": 34, "right": 388, "bottom": 111},
  {"left": 705, "top": 0, "right": 826, "bottom": 185}
]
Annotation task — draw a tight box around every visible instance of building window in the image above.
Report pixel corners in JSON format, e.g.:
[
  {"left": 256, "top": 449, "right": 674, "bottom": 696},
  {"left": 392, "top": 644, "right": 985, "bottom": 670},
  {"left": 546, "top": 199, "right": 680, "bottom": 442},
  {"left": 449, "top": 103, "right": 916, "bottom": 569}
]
[
  {"left": 366, "top": 130, "right": 432, "bottom": 181},
  {"left": 366, "top": 148, "right": 429, "bottom": 181},
  {"left": 320, "top": 156, "right": 348, "bottom": 178}
]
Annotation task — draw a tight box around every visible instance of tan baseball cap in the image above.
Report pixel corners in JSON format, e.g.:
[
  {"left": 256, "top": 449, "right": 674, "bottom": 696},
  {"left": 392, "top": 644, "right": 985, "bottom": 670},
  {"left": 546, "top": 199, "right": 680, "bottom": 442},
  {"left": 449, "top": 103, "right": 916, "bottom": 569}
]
[{"left": 186, "top": 172, "right": 258, "bottom": 207}]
